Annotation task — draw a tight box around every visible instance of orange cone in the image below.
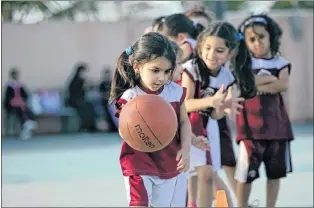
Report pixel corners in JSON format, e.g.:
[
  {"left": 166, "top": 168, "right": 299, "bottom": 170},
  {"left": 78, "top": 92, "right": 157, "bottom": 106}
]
[{"left": 215, "top": 190, "right": 228, "bottom": 207}]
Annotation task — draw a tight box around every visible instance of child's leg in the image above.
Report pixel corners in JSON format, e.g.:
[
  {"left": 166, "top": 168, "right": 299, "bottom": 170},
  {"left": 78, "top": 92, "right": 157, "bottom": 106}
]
[
  {"left": 222, "top": 166, "right": 237, "bottom": 194},
  {"left": 195, "top": 165, "right": 214, "bottom": 207},
  {"left": 266, "top": 179, "right": 280, "bottom": 208},
  {"left": 187, "top": 174, "right": 198, "bottom": 207},
  {"left": 213, "top": 172, "right": 234, "bottom": 207},
  {"left": 264, "top": 141, "right": 292, "bottom": 208},
  {"left": 124, "top": 175, "right": 152, "bottom": 207},
  {"left": 220, "top": 136, "right": 237, "bottom": 194},
  {"left": 234, "top": 140, "right": 264, "bottom": 208},
  {"left": 189, "top": 145, "right": 207, "bottom": 207},
  {"left": 236, "top": 182, "right": 252, "bottom": 208}
]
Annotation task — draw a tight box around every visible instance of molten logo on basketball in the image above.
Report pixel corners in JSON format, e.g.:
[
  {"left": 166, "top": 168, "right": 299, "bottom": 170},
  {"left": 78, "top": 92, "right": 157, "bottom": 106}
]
[{"left": 135, "top": 125, "right": 155, "bottom": 148}]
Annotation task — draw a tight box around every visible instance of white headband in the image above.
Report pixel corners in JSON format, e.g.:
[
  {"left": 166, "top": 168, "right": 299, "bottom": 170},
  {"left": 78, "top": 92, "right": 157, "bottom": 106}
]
[{"left": 241, "top": 17, "right": 268, "bottom": 33}]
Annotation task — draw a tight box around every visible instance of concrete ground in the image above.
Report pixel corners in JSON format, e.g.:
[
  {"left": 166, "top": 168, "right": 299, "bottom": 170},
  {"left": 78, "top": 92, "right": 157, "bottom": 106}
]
[{"left": 2, "top": 124, "right": 313, "bottom": 207}]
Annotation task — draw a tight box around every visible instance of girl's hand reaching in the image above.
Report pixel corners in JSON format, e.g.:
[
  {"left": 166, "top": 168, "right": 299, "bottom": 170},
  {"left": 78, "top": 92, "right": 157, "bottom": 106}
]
[
  {"left": 223, "top": 86, "right": 245, "bottom": 115},
  {"left": 211, "top": 84, "right": 227, "bottom": 110},
  {"left": 192, "top": 135, "right": 210, "bottom": 151}
]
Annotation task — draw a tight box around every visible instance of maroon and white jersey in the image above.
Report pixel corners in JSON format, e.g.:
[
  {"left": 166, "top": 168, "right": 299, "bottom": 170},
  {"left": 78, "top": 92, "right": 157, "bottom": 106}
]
[
  {"left": 182, "top": 60, "right": 235, "bottom": 137},
  {"left": 183, "top": 60, "right": 235, "bottom": 170},
  {"left": 236, "top": 56, "right": 294, "bottom": 142},
  {"left": 116, "top": 82, "right": 186, "bottom": 179}
]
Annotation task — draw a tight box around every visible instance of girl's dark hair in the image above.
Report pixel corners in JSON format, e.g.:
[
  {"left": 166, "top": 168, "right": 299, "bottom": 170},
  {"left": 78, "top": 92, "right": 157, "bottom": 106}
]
[
  {"left": 185, "top": 7, "right": 214, "bottom": 27},
  {"left": 152, "top": 16, "right": 166, "bottom": 30},
  {"left": 195, "top": 21, "right": 256, "bottom": 99},
  {"left": 109, "top": 32, "right": 176, "bottom": 104},
  {"left": 158, "top": 13, "right": 204, "bottom": 40},
  {"left": 238, "top": 14, "right": 282, "bottom": 57},
  {"left": 10, "top": 67, "right": 19, "bottom": 78},
  {"left": 75, "top": 63, "right": 87, "bottom": 73}
]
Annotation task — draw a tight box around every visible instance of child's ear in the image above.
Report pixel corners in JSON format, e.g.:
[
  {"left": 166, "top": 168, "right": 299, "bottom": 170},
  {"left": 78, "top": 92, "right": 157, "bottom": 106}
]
[
  {"left": 177, "top": 33, "right": 187, "bottom": 43},
  {"left": 133, "top": 61, "right": 141, "bottom": 73}
]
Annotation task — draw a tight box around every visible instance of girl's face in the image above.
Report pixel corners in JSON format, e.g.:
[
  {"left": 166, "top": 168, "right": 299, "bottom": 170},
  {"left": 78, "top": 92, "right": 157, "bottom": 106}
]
[
  {"left": 11, "top": 72, "right": 19, "bottom": 81},
  {"left": 79, "top": 70, "right": 87, "bottom": 79},
  {"left": 244, "top": 25, "right": 271, "bottom": 58},
  {"left": 172, "top": 52, "right": 184, "bottom": 82},
  {"left": 134, "top": 56, "right": 173, "bottom": 92},
  {"left": 201, "top": 36, "right": 231, "bottom": 72}
]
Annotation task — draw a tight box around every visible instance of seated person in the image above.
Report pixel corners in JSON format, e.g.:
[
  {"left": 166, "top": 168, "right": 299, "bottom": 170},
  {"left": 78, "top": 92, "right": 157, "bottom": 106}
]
[{"left": 4, "top": 68, "right": 37, "bottom": 139}]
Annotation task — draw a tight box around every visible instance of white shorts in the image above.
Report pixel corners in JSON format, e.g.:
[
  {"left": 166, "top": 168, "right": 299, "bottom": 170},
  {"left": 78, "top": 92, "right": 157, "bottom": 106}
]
[
  {"left": 124, "top": 173, "right": 188, "bottom": 207},
  {"left": 189, "top": 145, "right": 207, "bottom": 176}
]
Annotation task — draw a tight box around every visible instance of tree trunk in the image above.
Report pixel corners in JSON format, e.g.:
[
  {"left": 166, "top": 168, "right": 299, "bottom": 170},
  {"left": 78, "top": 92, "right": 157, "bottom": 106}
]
[{"left": 2, "top": 2, "right": 14, "bottom": 22}]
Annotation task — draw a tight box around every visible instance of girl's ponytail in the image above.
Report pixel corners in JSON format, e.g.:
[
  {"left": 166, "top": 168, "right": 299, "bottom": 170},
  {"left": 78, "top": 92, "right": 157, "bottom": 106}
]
[{"left": 109, "top": 49, "right": 139, "bottom": 104}]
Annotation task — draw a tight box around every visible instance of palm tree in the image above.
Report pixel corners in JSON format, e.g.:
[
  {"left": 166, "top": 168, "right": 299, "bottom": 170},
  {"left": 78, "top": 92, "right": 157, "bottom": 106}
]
[{"left": 1, "top": 1, "right": 99, "bottom": 23}]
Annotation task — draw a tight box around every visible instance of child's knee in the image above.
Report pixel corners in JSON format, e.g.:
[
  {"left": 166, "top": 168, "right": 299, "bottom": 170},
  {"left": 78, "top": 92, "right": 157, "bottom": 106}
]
[{"left": 196, "top": 165, "right": 214, "bottom": 184}]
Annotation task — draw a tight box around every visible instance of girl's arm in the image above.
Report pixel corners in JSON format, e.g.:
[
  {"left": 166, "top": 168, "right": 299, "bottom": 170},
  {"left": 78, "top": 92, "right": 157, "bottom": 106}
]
[
  {"left": 254, "top": 75, "right": 278, "bottom": 86},
  {"left": 181, "top": 72, "right": 226, "bottom": 113},
  {"left": 176, "top": 101, "right": 191, "bottom": 172},
  {"left": 179, "top": 101, "right": 192, "bottom": 152},
  {"left": 257, "top": 68, "right": 290, "bottom": 93}
]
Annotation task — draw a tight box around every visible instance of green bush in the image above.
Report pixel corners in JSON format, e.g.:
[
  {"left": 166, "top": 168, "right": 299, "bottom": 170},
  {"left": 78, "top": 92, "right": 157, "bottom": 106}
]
[{"left": 213, "top": 1, "right": 314, "bottom": 11}]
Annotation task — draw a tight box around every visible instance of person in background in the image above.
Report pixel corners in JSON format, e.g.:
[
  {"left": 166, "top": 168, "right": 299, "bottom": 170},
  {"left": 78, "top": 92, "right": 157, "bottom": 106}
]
[
  {"left": 152, "top": 15, "right": 167, "bottom": 32},
  {"left": 185, "top": 6, "right": 214, "bottom": 29},
  {"left": 4, "top": 68, "right": 37, "bottom": 139},
  {"left": 99, "top": 66, "right": 117, "bottom": 132},
  {"left": 157, "top": 13, "right": 204, "bottom": 64},
  {"left": 67, "top": 63, "right": 97, "bottom": 132}
]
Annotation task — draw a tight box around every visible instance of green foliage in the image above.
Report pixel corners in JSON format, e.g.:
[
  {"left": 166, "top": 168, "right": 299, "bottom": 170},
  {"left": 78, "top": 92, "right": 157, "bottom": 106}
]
[{"left": 1, "top": 1, "right": 99, "bottom": 23}]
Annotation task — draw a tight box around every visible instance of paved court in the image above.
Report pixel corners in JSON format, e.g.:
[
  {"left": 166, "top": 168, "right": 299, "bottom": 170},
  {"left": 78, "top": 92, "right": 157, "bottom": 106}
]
[{"left": 2, "top": 124, "right": 313, "bottom": 207}]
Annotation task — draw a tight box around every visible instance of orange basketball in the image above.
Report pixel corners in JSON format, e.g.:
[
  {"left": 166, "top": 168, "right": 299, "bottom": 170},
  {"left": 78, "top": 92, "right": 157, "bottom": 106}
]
[{"left": 119, "top": 94, "right": 178, "bottom": 152}]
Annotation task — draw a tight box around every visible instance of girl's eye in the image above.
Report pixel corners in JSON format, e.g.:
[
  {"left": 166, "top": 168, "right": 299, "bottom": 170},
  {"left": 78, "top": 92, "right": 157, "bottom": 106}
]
[
  {"left": 165, "top": 70, "right": 171, "bottom": 74},
  {"left": 250, "top": 37, "right": 256, "bottom": 42},
  {"left": 216, "top": 49, "right": 225, "bottom": 53},
  {"left": 152, "top": 69, "right": 159, "bottom": 73},
  {"left": 259, "top": 34, "right": 265, "bottom": 39}
]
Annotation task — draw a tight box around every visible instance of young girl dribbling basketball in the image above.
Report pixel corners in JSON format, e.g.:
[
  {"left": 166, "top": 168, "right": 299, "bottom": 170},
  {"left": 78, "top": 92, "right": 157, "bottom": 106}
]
[
  {"left": 235, "top": 14, "right": 294, "bottom": 208},
  {"left": 109, "top": 32, "right": 191, "bottom": 207}
]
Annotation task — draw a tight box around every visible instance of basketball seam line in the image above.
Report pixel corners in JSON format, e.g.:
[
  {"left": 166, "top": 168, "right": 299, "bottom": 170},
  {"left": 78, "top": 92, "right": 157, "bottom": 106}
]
[{"left": 135, "top": 101, "right": 163, "bottom": 146}]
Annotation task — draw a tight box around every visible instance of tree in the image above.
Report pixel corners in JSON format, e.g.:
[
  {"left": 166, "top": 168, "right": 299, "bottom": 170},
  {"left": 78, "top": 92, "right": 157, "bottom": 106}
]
[
  {"left": 1, "top": 1, "right": 100, "bottom": 23},
  {"left": 2, "top": 1, "right": 52, "bottom": 22}
]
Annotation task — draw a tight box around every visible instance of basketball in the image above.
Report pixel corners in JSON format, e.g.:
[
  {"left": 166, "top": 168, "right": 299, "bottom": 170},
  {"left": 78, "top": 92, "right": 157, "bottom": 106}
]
[{"left": 119, "top": 94, "right": 178, "bottom": 152}]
